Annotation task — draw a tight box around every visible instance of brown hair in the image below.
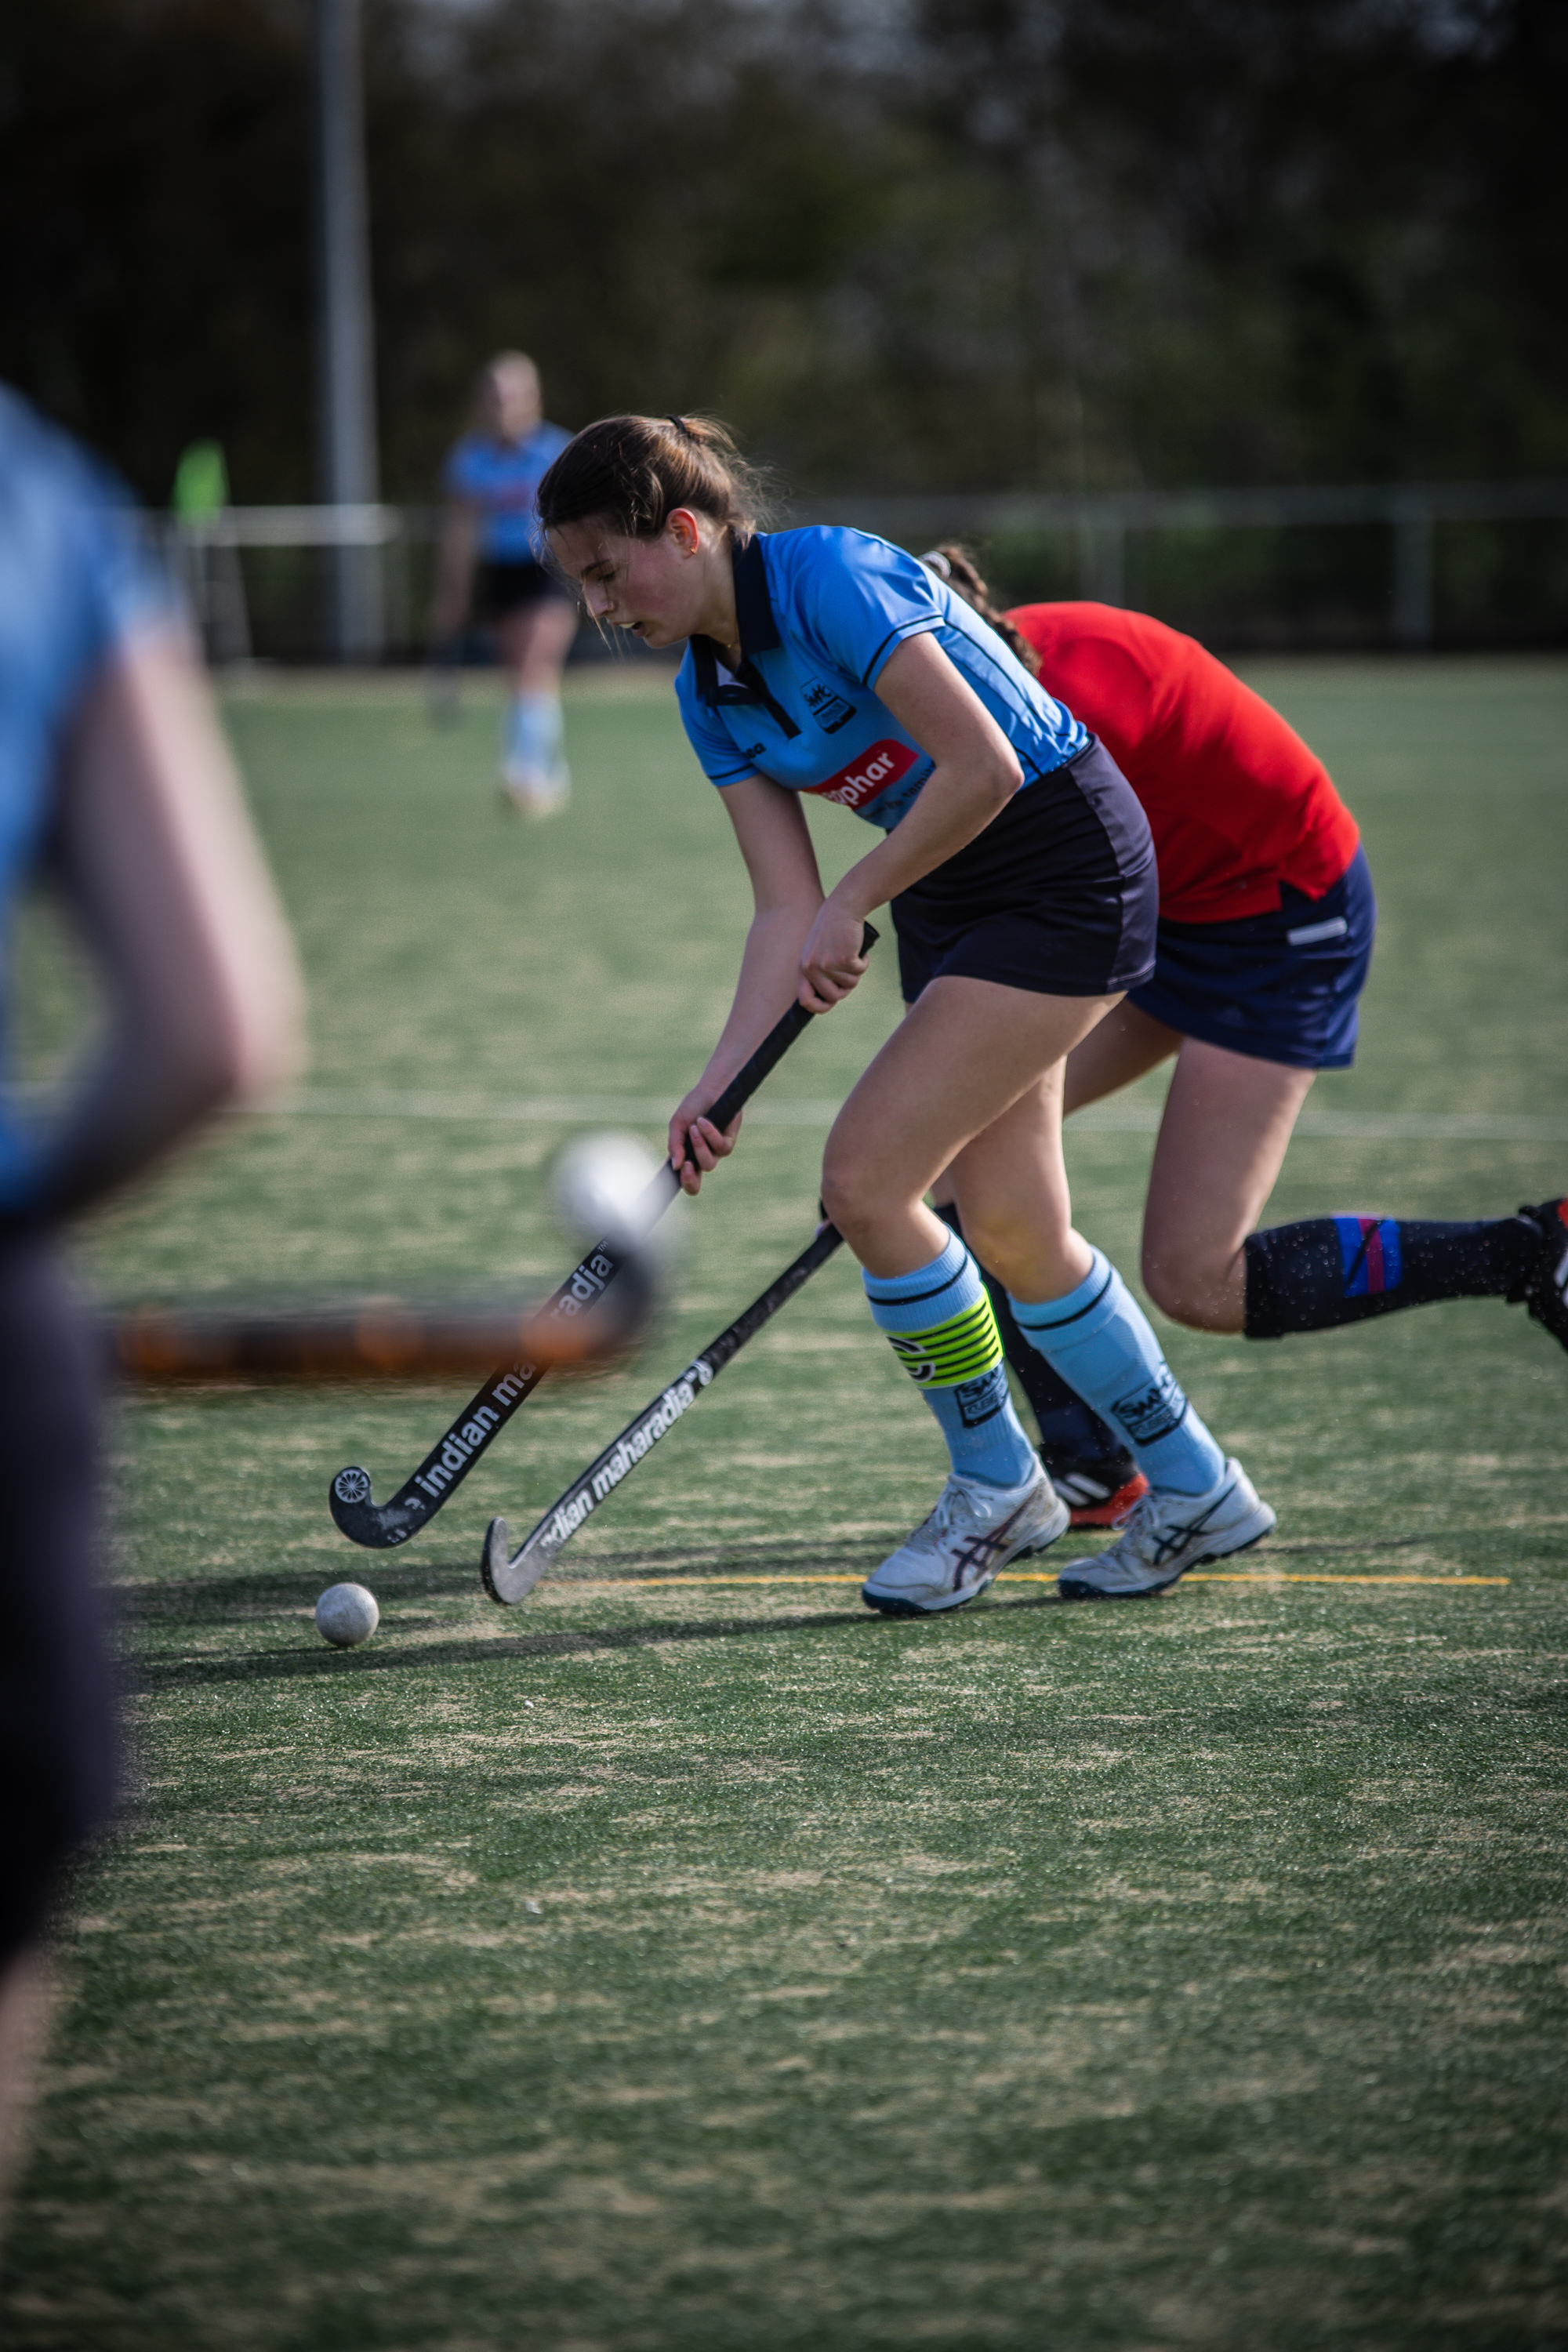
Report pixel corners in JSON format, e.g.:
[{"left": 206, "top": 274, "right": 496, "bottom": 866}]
[
  {"left": 536, "top": 413, "right": 771, "bottom": 543},
  {"left": 920, "top": 544, "right": 1040, "bottom": 677}
]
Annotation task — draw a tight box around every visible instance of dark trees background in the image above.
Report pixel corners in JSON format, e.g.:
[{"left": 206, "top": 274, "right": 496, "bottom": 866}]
[{"left": 2, "top": 0, "right": 1562, "bottom": 508}]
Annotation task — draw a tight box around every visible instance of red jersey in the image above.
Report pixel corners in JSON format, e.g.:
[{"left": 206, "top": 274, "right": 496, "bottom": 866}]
[{"left": 1009, "top": 603, "right": 1359, "bottom": 924}]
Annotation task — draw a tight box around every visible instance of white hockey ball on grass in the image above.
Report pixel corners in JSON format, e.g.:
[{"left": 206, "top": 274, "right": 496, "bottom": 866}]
[
  {"left": 315, "top": 1582, "right": 379, "bottom": 1648},
  {"left": 551, "top": 1130, "right": 662, "bottom": 1248}
]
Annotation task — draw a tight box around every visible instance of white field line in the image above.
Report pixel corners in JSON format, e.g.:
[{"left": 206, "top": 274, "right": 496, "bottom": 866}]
[
  {"left": 206, "top": 1087, "right": 1568, "bottom": 1143},
  {"left": 236, "top": 1088, "right": 836, "bottom": 1128},
  {"left": 9, "top": 1083, "right": 1563, "bottom": 1140}
]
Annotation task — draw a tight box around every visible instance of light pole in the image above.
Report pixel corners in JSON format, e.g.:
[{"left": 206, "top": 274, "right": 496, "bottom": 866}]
[{"left": 312, "top": 0, "right": 383, "bottom": 660}]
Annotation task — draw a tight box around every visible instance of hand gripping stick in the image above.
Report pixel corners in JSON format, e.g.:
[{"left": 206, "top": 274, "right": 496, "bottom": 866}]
[{"left": 327, "top": 924, "right": 877, "bottom": 1549}]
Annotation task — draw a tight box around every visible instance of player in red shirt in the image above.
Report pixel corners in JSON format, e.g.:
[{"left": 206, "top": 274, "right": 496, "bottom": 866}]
[{"left": 924, "top": 551, "right": 1566, "bottom": 1589}]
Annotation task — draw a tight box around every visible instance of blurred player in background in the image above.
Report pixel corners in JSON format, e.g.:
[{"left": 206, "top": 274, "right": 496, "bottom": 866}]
[
  {"left": 430, "top": 353, "right": 577, "bottom": 815},
  {"left": 924, "top": 549, "right": 1567, "bottom": 1552},
  {"left": 0, "top": 385, "right": 304, "bottom": 2234},
  {"left": 540, "top": 415, "right": 1279, "bottom": 1617}
]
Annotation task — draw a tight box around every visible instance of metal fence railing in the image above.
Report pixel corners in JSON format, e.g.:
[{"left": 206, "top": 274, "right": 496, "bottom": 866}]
[
  {"left": 166, "top": 502, "right": 407, "bottom": 666},
  {"left": 796, "top": 481, "right": 1568, "bottom": 653},
  {"left": 169, "top": 481, "right": 1568, "bottom": 666}
]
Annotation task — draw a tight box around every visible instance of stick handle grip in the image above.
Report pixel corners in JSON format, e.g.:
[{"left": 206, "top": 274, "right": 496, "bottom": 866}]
[{"left": 697, "top": 920, "right": 879, "bottom": 1142}]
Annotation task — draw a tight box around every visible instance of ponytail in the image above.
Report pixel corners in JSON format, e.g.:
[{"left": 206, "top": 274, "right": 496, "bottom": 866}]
[
  {"left": 920, "top": 544, "right": 1040, "bottom": 678},
  {"left": 537, "top": 413, "right": 771, "bottom": 543}
]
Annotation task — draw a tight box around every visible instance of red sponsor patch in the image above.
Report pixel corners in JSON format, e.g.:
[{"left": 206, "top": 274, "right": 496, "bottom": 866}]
[{"left": 805, "top": 738, "right": 920, "bottom": 811}]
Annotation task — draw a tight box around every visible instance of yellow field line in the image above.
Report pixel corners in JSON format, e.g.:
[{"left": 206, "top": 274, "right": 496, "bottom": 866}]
[
  {"left": 1178, "top": 1570, "right": 1506, "bottom": 1586},
  {"left": 557, "top": 1569, "right": 1509, "bottom": 1590}
]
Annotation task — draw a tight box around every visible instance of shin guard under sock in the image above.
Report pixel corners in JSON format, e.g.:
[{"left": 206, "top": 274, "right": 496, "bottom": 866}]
[
  {"left": 1243, "top": 1213, "right": 1540, "bottom": 1339},
  {"left": 864, "top": 1234, "right": 1039, "bottom": 1489},
  {"left": 934, "top": 1203, "right": 1124, "bottom": 1468},
  {"left": 1009, "top": 1250, "right": 1225, "bottom": 1497}
]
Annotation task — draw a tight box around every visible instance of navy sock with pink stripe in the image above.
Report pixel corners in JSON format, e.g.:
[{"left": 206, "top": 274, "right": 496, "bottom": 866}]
[{"left": 1243, "top": 1212, "right": 1540, "bottom": 1339}]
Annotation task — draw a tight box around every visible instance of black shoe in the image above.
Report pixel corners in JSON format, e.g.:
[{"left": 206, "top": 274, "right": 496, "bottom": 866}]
[
  {"left": 1040, "top": 1446, "right": 1149, "bottom": 1530},
  {"left": 1512, "top": 1200, "right": 1568, "bottom": 1355}
]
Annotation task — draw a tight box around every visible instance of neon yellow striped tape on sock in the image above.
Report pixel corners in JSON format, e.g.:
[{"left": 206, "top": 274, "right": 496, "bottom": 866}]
[{"left": 885, "top": 1294, "right": 1004, "bottom": 1387}]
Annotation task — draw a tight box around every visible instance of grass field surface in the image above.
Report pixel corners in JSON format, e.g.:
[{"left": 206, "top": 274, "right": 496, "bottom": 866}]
[{"left": 4, "top": 657, "right": 1567, "bottom": 2350}]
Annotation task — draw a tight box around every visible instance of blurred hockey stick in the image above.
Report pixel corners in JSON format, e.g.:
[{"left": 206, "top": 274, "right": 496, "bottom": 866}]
[{"left": 107, "top": 1257, "right": 655, "bottom": 1385}]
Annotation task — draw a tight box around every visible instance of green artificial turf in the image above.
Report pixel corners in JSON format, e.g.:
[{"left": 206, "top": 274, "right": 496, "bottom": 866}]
[{"left": 3, "top": 658, "right": 1566, "bottom": 2350}]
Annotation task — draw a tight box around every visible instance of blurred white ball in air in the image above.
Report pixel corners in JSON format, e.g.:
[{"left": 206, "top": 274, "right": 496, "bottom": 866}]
[
  {"left": 315, "top": 1581, "right": 379, "bottom": 1648},
  {"left": 551, "top": 1130, "right": 664, "bottom": 1249}
]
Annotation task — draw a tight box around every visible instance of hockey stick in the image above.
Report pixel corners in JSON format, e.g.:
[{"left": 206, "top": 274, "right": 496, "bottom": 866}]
[
  {"left": 107, "top": 1258, "right": 653, "bottom": 1385},
  {"left": 481, "top": 1218, "right": 845, "bottom": 1605},
  {"left": 328, "top": 924, "right": 877, "bottom": 1550}
]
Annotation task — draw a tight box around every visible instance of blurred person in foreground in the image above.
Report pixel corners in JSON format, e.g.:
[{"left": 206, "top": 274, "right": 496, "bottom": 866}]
[
  {"left": 0, "top": 384, "right": 305, "bottom": 2234},
  {"left": 429, "top": 352, "right": 577, "bottom": 815}
]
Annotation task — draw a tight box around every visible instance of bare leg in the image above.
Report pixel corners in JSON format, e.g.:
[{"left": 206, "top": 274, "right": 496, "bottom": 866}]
[
  {"left": 931, "top": 999, "right": 1178, "bottom": 1213},
  {"left": 1053, "top": 1006, "right": 1318, "bottom": 1327},
  {"left": 1062, "top": 997, "right": 1182, "bottom": 1111},
  {"left": 820, "top": 975, "right": 1120, "bottom": 1290},
  {"left": 936, "top": 1002, "right": 1314, "bottom": 1331},
  {"left": 829, "top": 976, "right": 1123, "bottom": 1608},
  {"left": 1066, "top": 1004, "right": 1319, "bottom": 1327},
  {"left": 1139, "top": 1040, "right": 1316, "bottom": 1331},
  {"left": 926, "top": 1001, "right": 1308, "bottom": 1494},
  {"left": 497, "top": 597, "right": 578, "bottom": 693}
]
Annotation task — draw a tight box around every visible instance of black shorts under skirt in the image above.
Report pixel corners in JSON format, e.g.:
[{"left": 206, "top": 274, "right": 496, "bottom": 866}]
[
  {"left": 476, "top": 557, "right": 576, "bottom": 619},
  {"left": 894, "top": 738, "right": 1159, "bottom": 1004},
  {"left": 0, "top": 1238, "right": 118, "bottom": 1967}
]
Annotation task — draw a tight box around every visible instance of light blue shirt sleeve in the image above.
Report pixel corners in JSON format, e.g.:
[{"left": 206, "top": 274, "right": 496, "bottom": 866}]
[
  {"left": 781, "top": 528, "right": 946, "bottom": 688},
  {"left": 442, "top": 425, "right": 575, "bottom": 557}
]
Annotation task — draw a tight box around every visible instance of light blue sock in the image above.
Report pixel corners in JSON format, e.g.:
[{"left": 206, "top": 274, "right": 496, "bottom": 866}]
[
  {"left": 865, "top": 1233, "right": 1039, "bottom": 1490},
  {"left": 506, "top": 690, "right": 564, "bottom": 774},
  {"left": 1008, "top": 1250, "right": 1225, "bottom": 1497}
]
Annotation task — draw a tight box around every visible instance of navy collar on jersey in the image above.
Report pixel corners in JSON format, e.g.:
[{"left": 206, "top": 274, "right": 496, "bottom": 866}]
[{"left": 689, "top": 533, "right": 800, "bottom": 739}]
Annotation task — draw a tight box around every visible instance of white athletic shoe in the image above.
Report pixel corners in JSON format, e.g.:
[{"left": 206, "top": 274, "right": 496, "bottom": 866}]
[
  {"left": 1057, "top": 1457, "right": 1276, "bottom": 1600},
  {"left": 862, "top": 1464, "right": 1069, "bottom": 1617},
  {"left": 501, "top": 760, "right": 570, "bottom": 817}
]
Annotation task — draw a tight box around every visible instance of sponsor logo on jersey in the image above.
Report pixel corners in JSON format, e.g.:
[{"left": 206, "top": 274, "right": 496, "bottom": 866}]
[
  {"left": 802, "top": 678, "right": 858, "bottom": 734},
  {"left": 806, "top": 738, "right": 920, "bottom": 811}
]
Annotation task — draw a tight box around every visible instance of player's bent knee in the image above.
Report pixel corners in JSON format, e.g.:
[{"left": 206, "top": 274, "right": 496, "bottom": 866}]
[
  {"left": 818, "top": 1155, "right": 926, "bottom": 1261},
  {"left": 1141, "top": 1249, "right": 1233, "bottom": 1334},
  {"left": 818, "top": 1155, "right": 876, "bottom": 1247}
]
